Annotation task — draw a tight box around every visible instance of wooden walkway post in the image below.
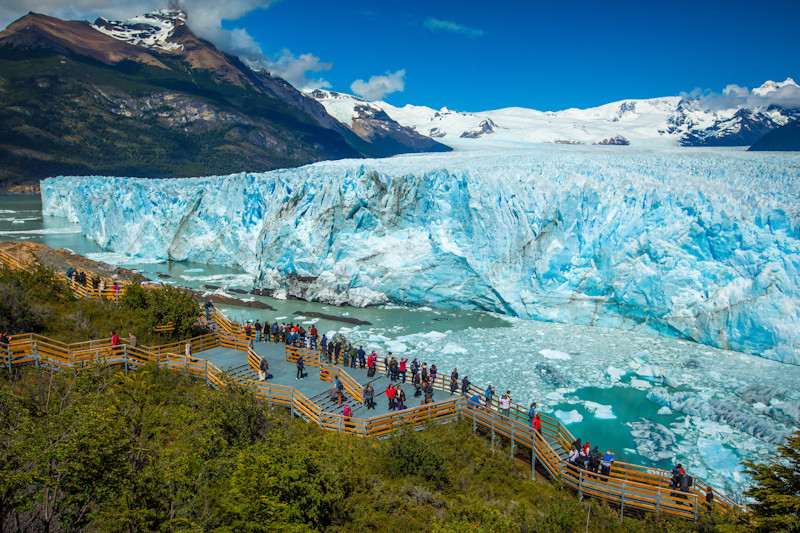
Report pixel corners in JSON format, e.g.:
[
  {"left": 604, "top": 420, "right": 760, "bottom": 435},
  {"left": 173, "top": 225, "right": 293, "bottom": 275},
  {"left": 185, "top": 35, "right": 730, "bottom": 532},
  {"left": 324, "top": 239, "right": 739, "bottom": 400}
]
[
  {"left": 620, "top": 483, "right": 626, "bottom": 523},
  {"left": 124, "top": 346, "right": 128, "bottom": 375},
  {"left": 510, "top": 424, "right": 516, "bottom": 458},
  {"left": 491, "top": 415, "right": 496, "bottom": 452}
]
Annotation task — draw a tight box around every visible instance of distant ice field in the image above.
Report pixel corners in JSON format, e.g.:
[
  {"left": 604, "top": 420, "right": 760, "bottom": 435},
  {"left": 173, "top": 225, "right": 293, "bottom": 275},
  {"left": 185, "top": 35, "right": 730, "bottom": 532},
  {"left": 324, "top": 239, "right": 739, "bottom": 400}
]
[{"left": 41, "top": 146, "right": 800, "bottom": 365}]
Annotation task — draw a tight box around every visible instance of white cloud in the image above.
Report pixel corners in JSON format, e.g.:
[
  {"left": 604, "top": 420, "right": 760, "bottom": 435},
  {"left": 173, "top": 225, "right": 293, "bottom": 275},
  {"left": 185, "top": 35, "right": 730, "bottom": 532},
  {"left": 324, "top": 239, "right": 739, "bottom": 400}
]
[
  {"left": 688, "top": 79, "right": 800, "bottom": 111},
  {"left": 423, "top": 17, "right": 484, "bottom": 38},
  {"left": 350, "top": 69, "right": 406, "bottom": 101},
  {"left": 261, "top": 49, "right": 333, "bottom": 91}
]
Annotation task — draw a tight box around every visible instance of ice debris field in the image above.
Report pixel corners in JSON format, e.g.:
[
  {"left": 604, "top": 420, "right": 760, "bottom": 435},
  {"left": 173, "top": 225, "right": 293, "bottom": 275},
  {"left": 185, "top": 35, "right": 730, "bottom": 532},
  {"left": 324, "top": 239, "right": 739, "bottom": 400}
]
[
  {"left": 42, "top": 146, "right": 800, "bottom": 365},
  {"left": 333, "top": 310, "right": 799, "bottom": 494}
]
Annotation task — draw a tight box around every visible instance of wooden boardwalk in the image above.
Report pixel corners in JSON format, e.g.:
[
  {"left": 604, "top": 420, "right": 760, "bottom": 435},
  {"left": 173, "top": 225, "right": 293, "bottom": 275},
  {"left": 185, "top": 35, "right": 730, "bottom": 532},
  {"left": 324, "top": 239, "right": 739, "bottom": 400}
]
[{"left": 0, "top": 250, "right": 748, "bottom": 522}]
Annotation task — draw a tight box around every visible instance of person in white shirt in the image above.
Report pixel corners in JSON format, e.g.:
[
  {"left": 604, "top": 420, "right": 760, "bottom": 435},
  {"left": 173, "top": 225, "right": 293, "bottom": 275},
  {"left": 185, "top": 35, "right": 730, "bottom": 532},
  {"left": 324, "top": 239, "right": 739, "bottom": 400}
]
[{"left": 500, "top": 390, "right": 512, "bottom": 417}]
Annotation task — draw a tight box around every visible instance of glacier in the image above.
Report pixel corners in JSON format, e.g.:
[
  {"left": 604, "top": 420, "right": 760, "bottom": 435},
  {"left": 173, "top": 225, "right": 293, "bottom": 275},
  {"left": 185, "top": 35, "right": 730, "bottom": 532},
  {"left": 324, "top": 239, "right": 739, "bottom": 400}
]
[{"left": 41, "top": 146, "right": 800, "bottom": 364}]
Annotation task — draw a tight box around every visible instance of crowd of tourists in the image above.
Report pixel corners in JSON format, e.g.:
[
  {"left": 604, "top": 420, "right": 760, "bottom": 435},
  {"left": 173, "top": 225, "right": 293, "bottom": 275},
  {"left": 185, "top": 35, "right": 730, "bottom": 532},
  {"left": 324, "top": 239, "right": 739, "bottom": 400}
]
[
  {"left": 65, "top": 267, "right": 120, "bottom": 298},
  {"left": 242, "top": 314, "right": 707, "bottom": 503}
]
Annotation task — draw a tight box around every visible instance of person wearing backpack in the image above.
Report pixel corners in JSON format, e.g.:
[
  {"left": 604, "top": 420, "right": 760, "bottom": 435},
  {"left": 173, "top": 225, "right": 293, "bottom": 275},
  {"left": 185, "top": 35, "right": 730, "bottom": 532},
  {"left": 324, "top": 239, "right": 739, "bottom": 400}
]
[
  {"left": 600, "top": 449, "right": 614, "bottom": 477},
  {"left": 484, "top": 385, "right": 495, "bottom": 409},
  {"left": 259, "top": 357, "right": 269, "bottom": 381},
  {"left": 296, "top": 354, "right": 305, "bottom": 379},
  {"left": 588, "top": 446, "right": 602, "bottom": 476}
]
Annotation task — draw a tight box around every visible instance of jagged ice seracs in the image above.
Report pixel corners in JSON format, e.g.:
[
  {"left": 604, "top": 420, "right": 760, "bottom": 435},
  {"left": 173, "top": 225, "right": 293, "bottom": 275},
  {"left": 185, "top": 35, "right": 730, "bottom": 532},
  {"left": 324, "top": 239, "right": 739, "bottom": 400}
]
[{"left": 41, "top": 146, "right": 800, "bottom": 364}]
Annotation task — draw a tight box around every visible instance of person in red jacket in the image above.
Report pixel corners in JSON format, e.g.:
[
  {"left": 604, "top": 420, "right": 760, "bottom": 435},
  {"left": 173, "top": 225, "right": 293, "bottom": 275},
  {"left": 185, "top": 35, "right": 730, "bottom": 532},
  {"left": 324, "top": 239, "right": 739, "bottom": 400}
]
[
  {"left": 386, "top": 383, "right": 397, "bottom": 411},
  {"left": 399, "top": 358, "right": 408, "bottom": 383},
  {"left": 532, "top": 413, "right": 542, "bottom": 436}
]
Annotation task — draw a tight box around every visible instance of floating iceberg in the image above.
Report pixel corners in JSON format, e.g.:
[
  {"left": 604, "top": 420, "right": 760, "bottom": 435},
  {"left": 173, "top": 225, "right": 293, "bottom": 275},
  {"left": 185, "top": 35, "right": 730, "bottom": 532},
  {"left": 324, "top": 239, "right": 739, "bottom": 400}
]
[
  {"left": 41, "top": 147, "right": 800, "bottom": 364},
  {"left": 555, "top": 409, "right": 584, "bottom": 425}
]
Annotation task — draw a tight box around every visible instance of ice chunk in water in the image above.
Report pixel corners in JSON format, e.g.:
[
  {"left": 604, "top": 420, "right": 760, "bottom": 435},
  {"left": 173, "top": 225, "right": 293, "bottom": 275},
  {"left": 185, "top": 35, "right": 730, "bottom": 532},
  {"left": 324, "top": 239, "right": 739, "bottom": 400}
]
[
  {"left": 539, "top": 349, "right": 571, "bottom": 360},
  {"left": 555, "top": 409, "right": 584, "bottom": 425}
]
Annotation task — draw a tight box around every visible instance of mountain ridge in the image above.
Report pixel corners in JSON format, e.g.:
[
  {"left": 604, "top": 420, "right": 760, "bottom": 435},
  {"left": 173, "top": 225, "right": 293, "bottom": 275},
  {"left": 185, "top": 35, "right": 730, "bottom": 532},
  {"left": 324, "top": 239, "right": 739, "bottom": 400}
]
[
  {"left": 311, "top": 80, "right": 800, "bottom": 148},
  {"left": 0, "top": 10, "right": 448, "bottom": 188}
]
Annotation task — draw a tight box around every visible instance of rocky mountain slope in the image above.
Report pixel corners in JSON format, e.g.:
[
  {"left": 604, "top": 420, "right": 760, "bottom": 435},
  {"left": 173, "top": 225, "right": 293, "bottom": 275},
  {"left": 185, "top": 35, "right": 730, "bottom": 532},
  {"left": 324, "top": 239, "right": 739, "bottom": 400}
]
[
  {"left": 308, "top": 90, "right": 451, "bottom": 155},
  {"left": 0, "top": 10, "right": 446, "bottom": 189},
  {"left": 748, "top": 118, "right": 800, "bottom": 151}
]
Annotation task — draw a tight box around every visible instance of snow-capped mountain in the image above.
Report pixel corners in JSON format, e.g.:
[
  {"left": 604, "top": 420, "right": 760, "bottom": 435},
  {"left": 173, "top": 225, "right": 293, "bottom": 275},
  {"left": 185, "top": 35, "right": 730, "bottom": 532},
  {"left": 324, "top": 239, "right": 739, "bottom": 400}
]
[
  {"left": 307, "top": 90, "right": 450, "bottom": 154},
  {"left": 315, "top": 80, "right": 800, "bottom": 148}
]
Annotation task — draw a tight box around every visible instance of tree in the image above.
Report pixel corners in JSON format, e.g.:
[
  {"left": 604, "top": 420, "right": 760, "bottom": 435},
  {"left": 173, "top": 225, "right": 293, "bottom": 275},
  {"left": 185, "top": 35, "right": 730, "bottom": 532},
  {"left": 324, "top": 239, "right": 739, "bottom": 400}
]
[
  {"left": 744, "top": 430, "right": 800, "bottom": 532},
  {"left": 120, "top": 283, "right": 200, "bottom": 338}
]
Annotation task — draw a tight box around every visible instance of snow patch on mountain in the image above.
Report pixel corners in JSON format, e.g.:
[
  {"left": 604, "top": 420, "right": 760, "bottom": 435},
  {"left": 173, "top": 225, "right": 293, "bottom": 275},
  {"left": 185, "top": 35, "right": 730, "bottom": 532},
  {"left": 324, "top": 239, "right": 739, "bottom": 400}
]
[{"left": 92, "top": 9, "right": 185, "bottom": 52}]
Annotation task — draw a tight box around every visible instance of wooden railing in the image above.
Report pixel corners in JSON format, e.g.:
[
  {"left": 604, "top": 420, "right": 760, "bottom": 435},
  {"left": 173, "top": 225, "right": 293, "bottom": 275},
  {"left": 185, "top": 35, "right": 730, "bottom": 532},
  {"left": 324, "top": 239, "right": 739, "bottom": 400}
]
[{"left": 1, "top": 249, "right": 127, "bottom": 300}]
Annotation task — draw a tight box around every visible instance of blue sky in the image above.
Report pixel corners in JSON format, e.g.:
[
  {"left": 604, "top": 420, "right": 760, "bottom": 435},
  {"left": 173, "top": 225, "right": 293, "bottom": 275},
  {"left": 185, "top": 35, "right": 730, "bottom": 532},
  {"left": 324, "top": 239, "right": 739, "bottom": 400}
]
[
  {"left": 3, "top": 0, "right": 798, "bottom": 111},
  {"left": 226, "top": 0, "right": 799, "bottom": 111}
]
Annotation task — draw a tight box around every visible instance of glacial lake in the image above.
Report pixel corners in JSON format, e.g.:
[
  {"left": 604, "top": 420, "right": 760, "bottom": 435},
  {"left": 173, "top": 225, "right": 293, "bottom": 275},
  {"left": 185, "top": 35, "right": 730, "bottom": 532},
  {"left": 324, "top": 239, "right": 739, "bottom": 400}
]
[{"left": 3, "top": 192, "right": 799, "bottom": 496}]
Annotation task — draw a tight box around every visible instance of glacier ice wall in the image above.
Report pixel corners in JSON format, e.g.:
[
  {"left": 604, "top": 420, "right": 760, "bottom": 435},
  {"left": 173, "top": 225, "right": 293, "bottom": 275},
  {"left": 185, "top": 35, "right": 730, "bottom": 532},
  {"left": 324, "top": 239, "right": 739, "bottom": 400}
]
[{"left": 41, "top": 147, "right": 800, "bottom": 364}]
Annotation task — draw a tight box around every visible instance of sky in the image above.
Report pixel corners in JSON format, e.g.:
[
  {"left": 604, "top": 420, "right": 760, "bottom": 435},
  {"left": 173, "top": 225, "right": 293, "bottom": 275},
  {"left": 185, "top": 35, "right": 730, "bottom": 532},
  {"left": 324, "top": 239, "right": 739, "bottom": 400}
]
[{"left": 2, "top": 0, "right": 799, "bottom": 111}]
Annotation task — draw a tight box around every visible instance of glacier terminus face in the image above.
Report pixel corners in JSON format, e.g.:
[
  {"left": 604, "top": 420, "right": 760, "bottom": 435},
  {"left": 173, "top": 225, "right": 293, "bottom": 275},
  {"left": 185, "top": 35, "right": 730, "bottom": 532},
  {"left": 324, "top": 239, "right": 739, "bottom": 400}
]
[{"left": 41, "top": 145, "right": 800, "bottom": 365}]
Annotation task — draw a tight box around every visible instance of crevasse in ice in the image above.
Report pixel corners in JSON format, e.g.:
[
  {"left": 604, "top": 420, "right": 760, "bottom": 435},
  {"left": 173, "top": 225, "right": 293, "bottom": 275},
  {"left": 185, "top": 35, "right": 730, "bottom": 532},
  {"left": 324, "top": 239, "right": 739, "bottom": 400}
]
[{"left": 40, "top": 146, "right": 800, "bottom": 364}]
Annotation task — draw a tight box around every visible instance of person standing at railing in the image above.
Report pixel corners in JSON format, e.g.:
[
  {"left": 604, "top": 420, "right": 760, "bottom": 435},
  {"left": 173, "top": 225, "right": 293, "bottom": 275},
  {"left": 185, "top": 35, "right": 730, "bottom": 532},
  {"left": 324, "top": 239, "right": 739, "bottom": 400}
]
[
  {"left": 99, "top": 279, "right": 105, "bottom": 298},
  {"left": 500, "top": 391, "right": 512, "bottom": 417},
  {"left": 588, "top": 445, "right": 601, "bottom": 476},
  {"left": 185, "top": 340, "right": 193, "bottom": 361},
  {"left": 461, "top": 375, "right": 470, "bottom": 397},
  {"left": 568, "top": 445, "right": 579, "bottom": 465},
  {"left": 309, "top": 325, "right": 318, "bottom": 349},
  {"left": 367, "top": 352, "right": 377, "bottom": 378},
  {"left": 410, "top": 358, "right": 420, "bottom": 381},
  {"left": 113, "top": 282, "right": 120, "bottom": 302},
  {"left": 600, "top": 449, "right": 614, "bottom": 477},
  {"left": 127, "top": 332, "right": 137, "bottom": 349},
  {"left": 449, "top": 368, "right": 458, "bottom": 395},
  {"left": 204, "top": 299, "right": 214, "bottom": 321},
  {"left": 320, "top": 333, "right": 327, "bottom": 355},
  {"left": 430, "top": 364, "right": 438, "bottom": 385},
  {"left": 421, "top": 362, "right": 428, "bottom": 382},
  {"left": 532, "top": 414, "right": 542, "bottom": 436},
  {"left": 110, "top": 331, "right": 121, "bottom": 357},
  {"left": 254, "top": 320, "right": 262, "bottom": 343},
  {"left": 389, "top": 356, "right": 398, "bottom": 381},
  {"left": 259, "top": 357, "right": 269, "bottom": 381},
  {"left": 484, "top": 385, "right": 495, "bottom": 410},
  {"left": 343, "top": 404, "right": 353, "bottom": 429},
  {"left": 364, "top": 383, "right": 375, "bottom": 410},
  {"left": 271, "top": 320, "right": 279, "bottom": 342},
  {"left": 528, "top": 401, "right": 537, "bottom": 421},
  {"left": 398, "top": 357, "right": 407, "bottom": 382},
  {"left": 358, "top": 346, "right": 366, "bottom": 369}
]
